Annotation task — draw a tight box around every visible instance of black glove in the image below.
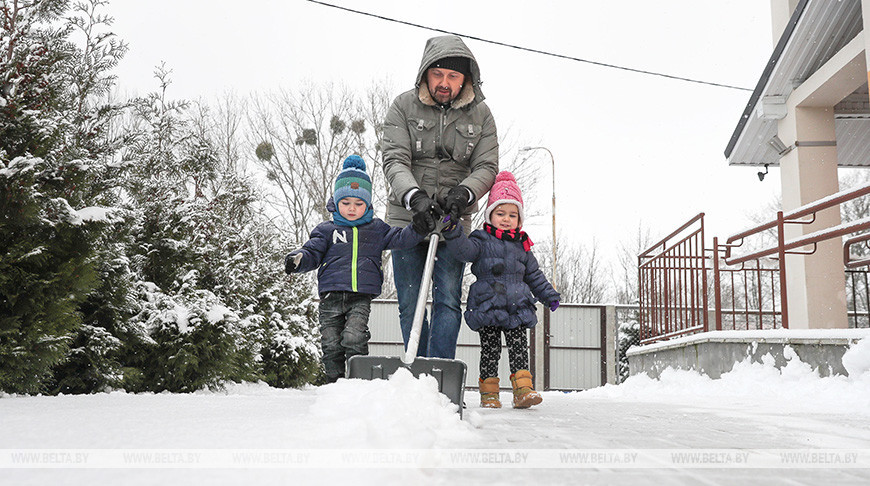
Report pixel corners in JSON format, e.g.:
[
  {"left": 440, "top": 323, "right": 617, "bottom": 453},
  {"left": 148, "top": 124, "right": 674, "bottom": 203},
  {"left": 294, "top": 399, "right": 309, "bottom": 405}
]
[
  {"left": 409, "top": 191, "right": 442, "bottom": 235},
  {"left": 284, "top": 252, "right": 302, "bottom": 274},
  {"left": 442, "top": 185, "right": 472, "bottom": 222},
  {"left": 412, "top": 211, "right": 434, "bottom": 235}
]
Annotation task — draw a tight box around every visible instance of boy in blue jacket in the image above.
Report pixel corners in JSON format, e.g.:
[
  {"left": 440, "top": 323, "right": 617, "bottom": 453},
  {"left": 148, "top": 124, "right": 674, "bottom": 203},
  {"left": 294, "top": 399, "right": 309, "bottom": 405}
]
[{"left": 284, "top": 155, "right": 427, "bottom": 383}]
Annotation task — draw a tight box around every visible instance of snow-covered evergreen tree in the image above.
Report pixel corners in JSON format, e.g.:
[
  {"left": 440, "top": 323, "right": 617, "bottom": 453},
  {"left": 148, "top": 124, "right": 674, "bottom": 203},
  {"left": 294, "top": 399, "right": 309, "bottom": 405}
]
[
  {"left": 0, "top": 0, "right": 125, "bottom": 394},
  {"left": 46, "top": 0, "right": 132, "bottom": 395},
  {"left": 114, "top": 71, "right": 320, "bottom": 392},
  {"left": 2, "top": 1, "right": 321, "bottom": 394},
  {"left": 616, "top": 314, "right": 639, "bottom": 383}
]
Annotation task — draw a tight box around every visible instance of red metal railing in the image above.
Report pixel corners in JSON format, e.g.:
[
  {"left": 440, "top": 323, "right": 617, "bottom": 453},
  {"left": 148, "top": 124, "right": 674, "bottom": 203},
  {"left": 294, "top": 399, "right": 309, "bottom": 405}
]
[
  {"left": 638, "top": 213, "right": 707, "bottom": 344},
  {"left": 639, "top": 182, "right": 870, "bottom": 343},
  {"left": 712, "top": 239, "right": 782, "bottom": 331},
  {"left": 845, "top": 270, "right": 870, "bottom": 328},
  {"left": 842, "top": 232, "right": 870, "bottom": 327},
  {"left": 724, "top": 182, "right": 870, "bottom": 330}
]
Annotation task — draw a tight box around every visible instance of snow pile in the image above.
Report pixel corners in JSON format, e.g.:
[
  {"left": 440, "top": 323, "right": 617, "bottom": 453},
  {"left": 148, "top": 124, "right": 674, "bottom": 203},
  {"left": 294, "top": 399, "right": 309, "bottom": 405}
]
[
  {"left": 1, "top": 372, "right": 475, "bottom": 452},
  {"left": 842, "top": 337, "right": 870, "bottom": 379},
  {"left": 307, "top": 368, "right": 476, "bottom": 448},
  {"left": 584, "top": 338, "right": 870, "bottom": 414}
]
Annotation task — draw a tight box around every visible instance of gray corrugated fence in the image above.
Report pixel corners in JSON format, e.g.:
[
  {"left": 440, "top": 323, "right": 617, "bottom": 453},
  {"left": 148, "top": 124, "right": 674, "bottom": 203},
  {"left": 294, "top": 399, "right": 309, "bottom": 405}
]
[{"left": 367, "top": 300, "right": 626, "bottom": 391}]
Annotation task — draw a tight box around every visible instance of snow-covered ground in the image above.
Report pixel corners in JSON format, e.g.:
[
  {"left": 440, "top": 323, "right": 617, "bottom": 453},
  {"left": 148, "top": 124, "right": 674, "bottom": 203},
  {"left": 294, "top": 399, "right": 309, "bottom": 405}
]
[{"left": 4, "top": 340, "right": 870, "bottom": 485}]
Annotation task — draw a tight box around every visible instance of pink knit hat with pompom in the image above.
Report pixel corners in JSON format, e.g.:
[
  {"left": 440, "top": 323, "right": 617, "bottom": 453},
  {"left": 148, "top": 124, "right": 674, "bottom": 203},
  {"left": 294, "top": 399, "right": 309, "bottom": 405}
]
[{"left": 484, "top": 171, "right": 524, "bottom": 228}]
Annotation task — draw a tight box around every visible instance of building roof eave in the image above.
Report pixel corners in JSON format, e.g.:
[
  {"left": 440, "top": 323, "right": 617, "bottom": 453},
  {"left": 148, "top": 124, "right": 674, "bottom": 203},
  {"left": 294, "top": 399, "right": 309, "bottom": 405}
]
[{"left": 724, "top": 0, "right": 811, "bottom": 161}]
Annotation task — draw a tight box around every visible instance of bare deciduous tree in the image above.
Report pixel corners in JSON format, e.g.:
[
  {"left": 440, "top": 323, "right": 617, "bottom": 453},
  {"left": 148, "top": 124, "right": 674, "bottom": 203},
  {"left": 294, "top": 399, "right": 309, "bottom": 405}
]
[
  {"left": 212, "top": 91, "right": 247, "bottom": 176},
  {"left": 534, "top": 237, "right": 608, "bottom": 304},
  {"left": 248, "top": 82, "right": 377, "bottom": 242},
  {"left": 357, "top": 82, "right": 394, "bottom": 217},
  {"left": 612, "top": 224, "right": 653, "bottom": 305}
]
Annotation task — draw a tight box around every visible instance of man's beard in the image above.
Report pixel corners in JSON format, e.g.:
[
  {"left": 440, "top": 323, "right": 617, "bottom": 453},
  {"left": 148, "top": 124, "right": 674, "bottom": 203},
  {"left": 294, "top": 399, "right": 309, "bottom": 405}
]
[{"left": 431, "top": 86, "right": 454, "bottom": 104}]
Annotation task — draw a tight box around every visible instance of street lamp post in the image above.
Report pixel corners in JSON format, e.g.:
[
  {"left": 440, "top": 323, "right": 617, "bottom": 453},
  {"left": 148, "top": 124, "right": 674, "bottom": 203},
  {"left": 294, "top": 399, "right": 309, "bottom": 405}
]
[{"left": 519, "top": 146, "right": 556, "bottom": 288}]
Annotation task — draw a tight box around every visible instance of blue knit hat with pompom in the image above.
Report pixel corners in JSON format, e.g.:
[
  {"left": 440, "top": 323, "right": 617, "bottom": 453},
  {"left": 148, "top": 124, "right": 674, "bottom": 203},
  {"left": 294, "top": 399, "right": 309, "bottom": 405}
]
[{"left": 333, "top": 155, "right": 372, "bottom": 208}]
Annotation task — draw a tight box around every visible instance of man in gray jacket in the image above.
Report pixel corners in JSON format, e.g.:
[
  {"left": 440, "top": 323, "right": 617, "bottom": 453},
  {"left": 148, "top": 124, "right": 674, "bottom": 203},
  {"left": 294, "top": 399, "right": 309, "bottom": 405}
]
[{"left": 382, "top": 35, "right": 499, "bottom": 359}]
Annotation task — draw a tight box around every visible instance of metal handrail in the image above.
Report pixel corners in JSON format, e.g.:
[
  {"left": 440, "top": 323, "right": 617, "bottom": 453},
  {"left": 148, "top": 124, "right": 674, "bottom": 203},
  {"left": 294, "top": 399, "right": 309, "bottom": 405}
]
[
  {"left": 726, "top": 182, "right": 870, "bottom": 249},
  {"left": 639, "top": 182, "right": 870, "bottom": 343},
  {"left": 720, "top": 181, "right": 870, "bottom": 331},
  {"left": 639, "top": 213, "right": 704, "bottom": 261},
  {"left": 728, "top": 215, "right": 870, "bottom": 266}
]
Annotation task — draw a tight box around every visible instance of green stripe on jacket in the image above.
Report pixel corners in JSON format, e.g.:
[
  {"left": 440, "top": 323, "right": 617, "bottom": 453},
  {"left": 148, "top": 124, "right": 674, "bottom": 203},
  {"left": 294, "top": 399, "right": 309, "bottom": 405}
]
[{"left": 351, "top": 226, "right": 358, "bottom": 292}]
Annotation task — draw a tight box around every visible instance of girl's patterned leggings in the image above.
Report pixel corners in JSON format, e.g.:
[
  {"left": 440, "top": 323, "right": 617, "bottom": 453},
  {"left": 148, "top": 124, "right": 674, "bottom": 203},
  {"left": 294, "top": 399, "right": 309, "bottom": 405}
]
[{"left": 478, "top": 326, "right": 529, "bottom": 379}]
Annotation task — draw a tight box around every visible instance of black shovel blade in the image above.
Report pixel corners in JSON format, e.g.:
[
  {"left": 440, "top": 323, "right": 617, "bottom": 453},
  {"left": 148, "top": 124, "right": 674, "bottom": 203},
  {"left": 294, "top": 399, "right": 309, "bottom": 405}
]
[{"left": 346, "top": 355, "right": 467, "bottom": 417}]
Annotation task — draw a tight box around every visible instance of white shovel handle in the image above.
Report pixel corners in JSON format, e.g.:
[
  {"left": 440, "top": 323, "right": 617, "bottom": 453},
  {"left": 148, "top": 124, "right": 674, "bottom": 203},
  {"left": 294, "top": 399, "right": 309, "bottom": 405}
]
[{"left": 403, "top": 233, "right": 440, "bottom": 364}]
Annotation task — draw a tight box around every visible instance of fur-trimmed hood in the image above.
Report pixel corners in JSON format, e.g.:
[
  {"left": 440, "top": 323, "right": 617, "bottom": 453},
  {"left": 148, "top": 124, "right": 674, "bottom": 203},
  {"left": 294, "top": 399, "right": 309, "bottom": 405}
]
[{"left": 415, "top": 35, "right": 484, "bottom": 109}]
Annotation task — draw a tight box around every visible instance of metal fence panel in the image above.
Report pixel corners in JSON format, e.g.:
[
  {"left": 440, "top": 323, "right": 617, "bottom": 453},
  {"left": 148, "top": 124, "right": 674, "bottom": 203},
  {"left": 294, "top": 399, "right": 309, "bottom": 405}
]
[
  {"left": 550, "top": 306, "right": 601, "bottom": 347},
  {"left": 367, "top": 300, "right": 603, "bottom": 390},
  {"left": 370, "top": 300, "right": 511, "bottom": 388},
  {"left": 368, "top": 301, "right": 400, "bottom": 342},
  {"left": 548, "top": 349, "right": 602, "bottom": 390},
  {"left": 548, "top": 305, "right": 603, "bottom": 390}
]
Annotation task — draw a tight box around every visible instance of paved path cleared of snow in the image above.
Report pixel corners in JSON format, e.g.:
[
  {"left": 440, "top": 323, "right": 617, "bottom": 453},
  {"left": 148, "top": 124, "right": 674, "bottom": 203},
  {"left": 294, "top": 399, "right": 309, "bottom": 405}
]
[{"left": 4, "top": 344, "right": 870, "bottom": 485}]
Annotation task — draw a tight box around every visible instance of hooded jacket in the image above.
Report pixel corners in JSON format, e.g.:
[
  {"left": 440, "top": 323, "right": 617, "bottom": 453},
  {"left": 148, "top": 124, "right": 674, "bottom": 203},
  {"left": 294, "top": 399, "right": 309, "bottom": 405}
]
[
  {"left": 287, "top": 199, "right": 424, "bottom": 296},
  {"left": 446, "top": 229, "right": 560, "bottom": 331},
  {"left": 382, "top": 35, "right": 499, "bottom": 233}
]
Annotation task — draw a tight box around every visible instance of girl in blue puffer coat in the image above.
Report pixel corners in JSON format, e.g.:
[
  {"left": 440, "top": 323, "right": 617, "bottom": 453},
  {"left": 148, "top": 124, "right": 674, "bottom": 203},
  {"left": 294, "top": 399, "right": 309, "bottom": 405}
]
[
  {"left": 445, "top": 171, "right": 560, "bottom": 409},
  {"left": 284, "top": 156, "right": 427, "bottom": 383}
]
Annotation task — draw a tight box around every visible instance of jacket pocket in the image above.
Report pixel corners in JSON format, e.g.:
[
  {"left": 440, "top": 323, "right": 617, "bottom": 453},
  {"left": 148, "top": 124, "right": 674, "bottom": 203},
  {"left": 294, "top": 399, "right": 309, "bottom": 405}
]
[
  {"left": 451, "top": 123, "right": 482, "bottom": 164},
  {"left": 407, "top": 118, "right": 437, "bottom": 158}
]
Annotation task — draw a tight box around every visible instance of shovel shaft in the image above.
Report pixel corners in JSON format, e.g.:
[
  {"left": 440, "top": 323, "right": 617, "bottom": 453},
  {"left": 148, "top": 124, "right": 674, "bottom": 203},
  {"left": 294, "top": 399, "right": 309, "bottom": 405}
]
[{"left": 403, "top": 233, "right": 440, "bottom": 364}]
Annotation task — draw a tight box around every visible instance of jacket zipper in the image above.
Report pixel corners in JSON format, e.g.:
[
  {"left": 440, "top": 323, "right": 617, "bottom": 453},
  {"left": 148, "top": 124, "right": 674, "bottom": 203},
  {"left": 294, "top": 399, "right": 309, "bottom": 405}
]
[
  {"left": 438, "top": 105, "right": 447, "bottom": 160},
  {"left": 351, "top": 226, "right": 359, "bottom": 292}
]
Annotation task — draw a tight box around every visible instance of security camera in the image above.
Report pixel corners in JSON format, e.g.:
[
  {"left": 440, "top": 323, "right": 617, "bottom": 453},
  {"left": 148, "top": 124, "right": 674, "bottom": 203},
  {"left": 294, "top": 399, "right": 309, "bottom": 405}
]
[{"left": 757, "top": 164, "right": 769, "bottom": 182}]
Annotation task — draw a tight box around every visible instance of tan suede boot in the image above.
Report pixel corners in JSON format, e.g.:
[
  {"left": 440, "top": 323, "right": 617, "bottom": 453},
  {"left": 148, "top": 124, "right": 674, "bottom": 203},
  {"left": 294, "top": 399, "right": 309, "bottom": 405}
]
[
  {"left": 479, "top": 377, "right": 502, "bottom": 408},
  {"left": 510, "top": 370, "right": 542, "bottom": 409}
]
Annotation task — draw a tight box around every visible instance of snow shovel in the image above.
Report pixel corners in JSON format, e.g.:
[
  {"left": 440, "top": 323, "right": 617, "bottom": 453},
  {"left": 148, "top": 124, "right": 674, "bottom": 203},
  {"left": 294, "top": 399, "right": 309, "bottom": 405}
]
[{"left": 347, "top": 231, "right": 467, "bottom": 417}]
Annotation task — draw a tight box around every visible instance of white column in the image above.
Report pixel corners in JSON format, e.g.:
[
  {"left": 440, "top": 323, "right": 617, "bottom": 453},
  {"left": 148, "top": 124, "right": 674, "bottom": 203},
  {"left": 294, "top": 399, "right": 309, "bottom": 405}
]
[{"left": 777, "top": 107, "right": 848, "bottom": 329}]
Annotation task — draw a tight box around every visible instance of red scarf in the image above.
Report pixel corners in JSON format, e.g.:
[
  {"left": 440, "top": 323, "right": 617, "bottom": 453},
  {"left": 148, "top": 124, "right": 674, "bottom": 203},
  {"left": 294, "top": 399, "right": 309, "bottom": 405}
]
[{"left": 484, "top": 223, "right": 534, "bottom": 252}]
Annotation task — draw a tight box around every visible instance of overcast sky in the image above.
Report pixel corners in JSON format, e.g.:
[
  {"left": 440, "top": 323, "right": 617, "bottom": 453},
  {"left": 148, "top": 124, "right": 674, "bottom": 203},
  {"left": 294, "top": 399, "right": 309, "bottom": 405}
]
[{"left": 108, "top": 0, "right": 789, "bottom": 264}]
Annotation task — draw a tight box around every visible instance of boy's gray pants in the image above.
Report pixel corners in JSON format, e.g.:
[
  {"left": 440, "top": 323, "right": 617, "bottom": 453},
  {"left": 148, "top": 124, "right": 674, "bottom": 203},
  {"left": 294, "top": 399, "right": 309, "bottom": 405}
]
[{"left": 318, "top": 291, "right": 372, "bottom": 382}]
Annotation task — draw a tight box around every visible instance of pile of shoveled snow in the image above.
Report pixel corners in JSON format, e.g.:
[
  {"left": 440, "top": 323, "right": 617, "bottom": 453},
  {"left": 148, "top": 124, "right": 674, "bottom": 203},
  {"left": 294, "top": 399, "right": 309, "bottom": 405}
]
[
  {"left": 304, "top": 368, "right": 478, "bottom": 448},
  {"left": 0, "top": 368, "right": 477, "bottom": 451},
  {"left": 581, "top": 339, "right": 870, "bottom": 414}
]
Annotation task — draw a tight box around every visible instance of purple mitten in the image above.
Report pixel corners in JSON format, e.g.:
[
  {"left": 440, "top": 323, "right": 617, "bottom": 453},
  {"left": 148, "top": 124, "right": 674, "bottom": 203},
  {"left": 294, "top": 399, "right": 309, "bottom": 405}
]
[
  {"left": 442, "top": 215, "right": 458, "bottom": 233},
  {"left": 441, "top": 215, "right": 461, "bottom": 239},
  {"left": 549, "top": 300, "right": 560, "bottom": 312}
]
